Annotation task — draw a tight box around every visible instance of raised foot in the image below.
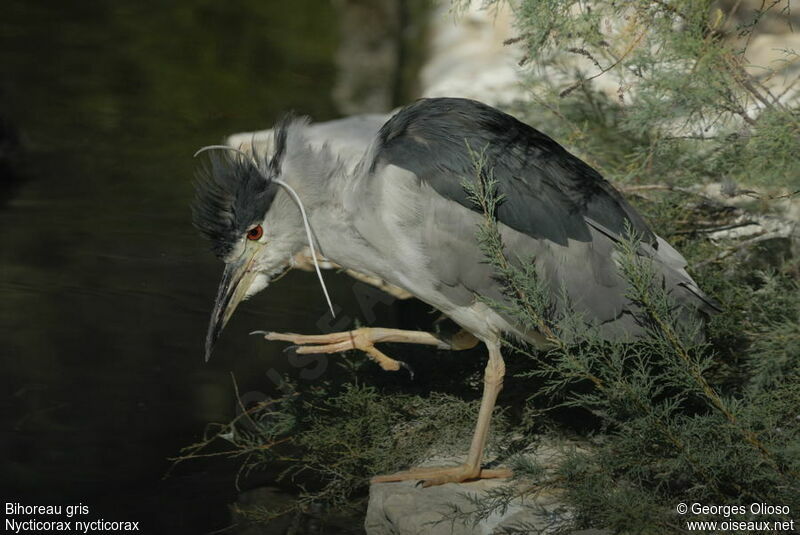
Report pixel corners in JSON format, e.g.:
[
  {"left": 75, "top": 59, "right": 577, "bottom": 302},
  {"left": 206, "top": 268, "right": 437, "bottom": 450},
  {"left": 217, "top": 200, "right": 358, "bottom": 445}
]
[
  {"left": 250, "top": 328, "right": 413, "bottom": 376},
  {"left": 371, "top": 464, "right": 512, "bottom": 487}
]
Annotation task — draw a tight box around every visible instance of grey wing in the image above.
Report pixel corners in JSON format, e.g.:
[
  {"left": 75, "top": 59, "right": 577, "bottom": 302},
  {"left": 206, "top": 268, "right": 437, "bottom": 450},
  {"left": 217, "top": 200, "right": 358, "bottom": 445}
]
[
  {"left": 412, "top": 197, "right": 654, "bottom": 341},
  {"left": 368, "top": 98, "right": 717, "bottom": 340},
  {"left": 370, "top": 98, "right": 656, "bottom": 248}
]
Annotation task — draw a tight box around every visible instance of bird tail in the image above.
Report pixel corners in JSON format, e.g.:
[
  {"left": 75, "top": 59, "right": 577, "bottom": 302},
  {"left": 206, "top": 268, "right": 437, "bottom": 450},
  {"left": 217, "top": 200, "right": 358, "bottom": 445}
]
[{"left": 654, "top": 236, "right": 722, "bottom": 316}]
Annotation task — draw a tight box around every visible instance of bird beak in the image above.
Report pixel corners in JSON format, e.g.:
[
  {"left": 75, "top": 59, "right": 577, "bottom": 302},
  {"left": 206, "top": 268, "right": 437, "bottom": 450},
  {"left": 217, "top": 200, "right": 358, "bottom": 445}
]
[{"left": 204, "top": 254, "right": 258, "bottom": 362}]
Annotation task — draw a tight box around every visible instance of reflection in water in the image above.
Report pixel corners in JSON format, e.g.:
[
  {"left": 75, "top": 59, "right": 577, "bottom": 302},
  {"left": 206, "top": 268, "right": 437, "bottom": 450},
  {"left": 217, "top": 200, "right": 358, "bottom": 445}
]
[{"left": 0, "top": 1, "right": 364, "bottom": 532}]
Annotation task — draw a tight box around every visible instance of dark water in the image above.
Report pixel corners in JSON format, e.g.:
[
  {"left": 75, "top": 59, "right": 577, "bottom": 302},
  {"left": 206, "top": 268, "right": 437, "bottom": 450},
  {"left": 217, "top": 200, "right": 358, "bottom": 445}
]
[{"left": 0, "top": 2, "right": 372, "bottom": 532}]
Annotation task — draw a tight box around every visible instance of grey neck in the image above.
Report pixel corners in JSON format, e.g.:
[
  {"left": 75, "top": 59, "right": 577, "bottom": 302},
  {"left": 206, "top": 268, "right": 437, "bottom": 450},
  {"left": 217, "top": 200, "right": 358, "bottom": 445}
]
[
  {"left": 308, "top": 171, "right": 394, "bottom": 281},
  {"left": 278, "top": 139, "right": 393, "bottom": 281}
]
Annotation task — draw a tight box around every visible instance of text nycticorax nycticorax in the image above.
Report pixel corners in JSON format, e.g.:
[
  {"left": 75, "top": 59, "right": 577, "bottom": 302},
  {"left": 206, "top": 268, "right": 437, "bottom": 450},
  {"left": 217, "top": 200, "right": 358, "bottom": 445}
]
[{"left": 192, "top": 97, "right": 718, "bottom": 486}]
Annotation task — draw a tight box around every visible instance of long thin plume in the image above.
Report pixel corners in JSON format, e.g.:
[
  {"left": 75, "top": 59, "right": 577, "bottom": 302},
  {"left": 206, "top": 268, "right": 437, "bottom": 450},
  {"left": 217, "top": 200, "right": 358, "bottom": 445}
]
[
  {"left": 194, "top": 145, "right": 258, "bottom": 167},
  {"left": 274, "top": 178, "right": 336, "bottom": 318}
]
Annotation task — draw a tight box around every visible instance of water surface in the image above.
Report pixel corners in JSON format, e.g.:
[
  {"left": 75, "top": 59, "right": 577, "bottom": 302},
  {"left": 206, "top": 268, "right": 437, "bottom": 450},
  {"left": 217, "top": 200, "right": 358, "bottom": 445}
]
[{"left": 0, "top": 2, "right": 355, "bottom": 532}]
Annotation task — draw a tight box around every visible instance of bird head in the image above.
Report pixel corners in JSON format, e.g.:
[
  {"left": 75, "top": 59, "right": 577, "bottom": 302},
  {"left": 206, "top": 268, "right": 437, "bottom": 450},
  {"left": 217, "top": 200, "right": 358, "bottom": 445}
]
[{"left": 192, "top": 119, "right": 320, "bottom": 361}]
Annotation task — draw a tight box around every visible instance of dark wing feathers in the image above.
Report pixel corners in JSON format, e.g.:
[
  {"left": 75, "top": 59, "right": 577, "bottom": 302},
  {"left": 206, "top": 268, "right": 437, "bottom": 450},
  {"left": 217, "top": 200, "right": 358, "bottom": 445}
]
[
  {"left": 373, "top": 97, "right": 656, "bottom": 248},
  {"left": 369, "top": 98, "right": 717, "bottom": 339}
]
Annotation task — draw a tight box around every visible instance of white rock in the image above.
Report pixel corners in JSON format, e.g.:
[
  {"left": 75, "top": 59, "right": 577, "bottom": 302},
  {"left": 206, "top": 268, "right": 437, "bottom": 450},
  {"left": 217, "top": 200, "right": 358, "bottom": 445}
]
[
  {"left": 365, "top": 478, "right": 570, "bottom": 535},
  {"left": 420, "top": 1, "right": 526, "bottom": 106}
]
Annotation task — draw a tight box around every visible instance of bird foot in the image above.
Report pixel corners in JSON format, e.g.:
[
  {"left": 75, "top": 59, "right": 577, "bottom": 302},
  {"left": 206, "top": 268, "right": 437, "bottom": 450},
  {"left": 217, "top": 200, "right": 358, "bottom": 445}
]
[
  {"left": 251, "top": 328, "right": 412, "bottom": 376},
  {"left": 371, "top": 464, "right": 512, "bottom": 487}
]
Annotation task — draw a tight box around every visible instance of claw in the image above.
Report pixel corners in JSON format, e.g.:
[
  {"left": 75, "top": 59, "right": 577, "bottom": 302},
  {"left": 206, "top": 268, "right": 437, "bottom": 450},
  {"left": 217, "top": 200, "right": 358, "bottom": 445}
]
[
  {"left": 398, "top": 360, "right": 415, "bottom": 380},
  {"left": 253, "top": 327, "right": 425, "bottom": 376},
  {"left": 249, "top": 330, "right": 270, "bottom": 337}
]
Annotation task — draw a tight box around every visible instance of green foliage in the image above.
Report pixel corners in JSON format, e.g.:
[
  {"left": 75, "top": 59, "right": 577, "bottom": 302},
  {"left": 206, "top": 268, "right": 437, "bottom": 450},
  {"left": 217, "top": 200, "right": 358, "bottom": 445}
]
[
  {"left": 745, "top": 283, "right": 800, "bottom": 392},
  {"left": 174, "top": 372, "right": 511, "bottom": 522},
  {"left": 455, "top": 111, "right": 800, "bottom": 533},
  {"left": 478, "top": 0, "right": 800, "bottom": 191}
]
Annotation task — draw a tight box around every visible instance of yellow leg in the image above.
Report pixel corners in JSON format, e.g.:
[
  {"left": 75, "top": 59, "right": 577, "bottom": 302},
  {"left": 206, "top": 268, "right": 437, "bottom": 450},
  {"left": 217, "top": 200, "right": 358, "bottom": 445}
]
[
  {"left": 252, "top": 327, "right": 478, "bottom": 373},
  {"left": 371, "top": 340, "right": 511, "bottom": 487}
]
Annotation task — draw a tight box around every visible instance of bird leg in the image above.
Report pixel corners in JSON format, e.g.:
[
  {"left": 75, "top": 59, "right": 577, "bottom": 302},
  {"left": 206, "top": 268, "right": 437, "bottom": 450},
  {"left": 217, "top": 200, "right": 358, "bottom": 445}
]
[
  {"left": 252, "top": 327, "right": 478, "bottom": 374},
  {"left": 371, "top": 340, "right": 511, "bottom": 486}
]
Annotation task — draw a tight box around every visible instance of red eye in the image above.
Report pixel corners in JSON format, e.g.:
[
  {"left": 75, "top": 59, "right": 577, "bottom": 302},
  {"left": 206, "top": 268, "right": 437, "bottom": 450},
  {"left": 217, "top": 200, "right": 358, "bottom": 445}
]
[{"left": 246, "top": 225, "right": 263, "bottom": 241}]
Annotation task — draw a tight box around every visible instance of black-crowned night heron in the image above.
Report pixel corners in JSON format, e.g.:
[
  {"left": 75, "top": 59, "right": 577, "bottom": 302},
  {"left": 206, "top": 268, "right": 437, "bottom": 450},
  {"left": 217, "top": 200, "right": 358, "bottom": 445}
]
[{"left": 192, "top": 97, "right": 718, "bottom": 486}]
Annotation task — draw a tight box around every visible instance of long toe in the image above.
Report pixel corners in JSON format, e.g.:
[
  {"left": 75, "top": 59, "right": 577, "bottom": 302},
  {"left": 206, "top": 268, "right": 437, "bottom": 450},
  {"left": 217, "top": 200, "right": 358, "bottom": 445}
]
[
  {"left": 371, "top": 465, "right": 513, "bottom": 487},
  {"left": 370, "top": 466, "right": 450, "bottom": 483},
  {"left": 371, "top": 464, "right": 509, "bottom": 487},
  {"left": 255, "top": 328, "right": 415, "bottom": 374},
  {"left": 261, "top": 331, "right": 353, "bottom": 345}
]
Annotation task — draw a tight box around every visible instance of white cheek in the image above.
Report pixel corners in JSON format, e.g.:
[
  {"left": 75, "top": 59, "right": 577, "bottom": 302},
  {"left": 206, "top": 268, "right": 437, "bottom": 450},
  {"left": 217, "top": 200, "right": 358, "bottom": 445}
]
[
  {"left": 223, "top": 239, "right": 247, "bottom": 263},
  {"left": 244, "top": 273, "right": 270, "bottom": 299}
]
